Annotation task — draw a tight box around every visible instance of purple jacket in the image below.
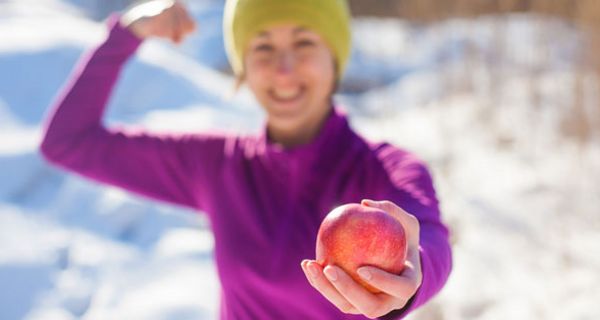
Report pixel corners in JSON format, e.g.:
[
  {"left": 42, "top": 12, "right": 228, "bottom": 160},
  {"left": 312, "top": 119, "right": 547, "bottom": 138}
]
[{"left": 40, "top": 16, "right": 452, "bottom": 320}]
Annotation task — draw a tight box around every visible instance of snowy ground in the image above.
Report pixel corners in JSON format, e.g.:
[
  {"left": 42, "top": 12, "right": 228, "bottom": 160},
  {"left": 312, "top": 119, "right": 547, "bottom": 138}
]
[{"left": 1, "top": 1, "right": 599, "bottom": 319}]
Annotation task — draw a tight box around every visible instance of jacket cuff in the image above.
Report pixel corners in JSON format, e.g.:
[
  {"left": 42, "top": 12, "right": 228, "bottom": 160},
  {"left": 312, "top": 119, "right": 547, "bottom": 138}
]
[{"left": 103, "top": 13, "right": 143, "bottom": 56}]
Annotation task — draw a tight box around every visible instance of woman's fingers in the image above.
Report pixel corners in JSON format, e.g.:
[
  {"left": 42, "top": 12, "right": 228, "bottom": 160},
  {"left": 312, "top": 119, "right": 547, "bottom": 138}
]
[
  {"left": 301, "top": 260, "right": 360, "bottom": 315},
  {"left": 323, "top": 265, "right": 391, "bottom": 319},
  {"left": 174, "top": 1, "right": 197, "bottom": 34},
  {"left": 168, "top": 2, "right": 196, "bottom": 43},
  {"left": 301, "top": 260, "right": 421, "bottom": 318},
  {"left": 356, "top": 266, "right": 419, "bottom": 301},
  {"left": 170, "top": 2, "right": 183, "bottom": 43}
]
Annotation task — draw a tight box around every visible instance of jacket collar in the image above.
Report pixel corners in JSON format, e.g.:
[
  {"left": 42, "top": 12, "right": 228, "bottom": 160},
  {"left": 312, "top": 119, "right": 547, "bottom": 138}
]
[{"left": 258, "top": 106, "right": 351, "bottom": 161}]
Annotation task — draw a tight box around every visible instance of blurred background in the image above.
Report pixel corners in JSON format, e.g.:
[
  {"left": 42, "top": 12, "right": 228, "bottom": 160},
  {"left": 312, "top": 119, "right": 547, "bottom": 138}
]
[{"left": 1, "top": 0, "right": 599, "bottom": 319}]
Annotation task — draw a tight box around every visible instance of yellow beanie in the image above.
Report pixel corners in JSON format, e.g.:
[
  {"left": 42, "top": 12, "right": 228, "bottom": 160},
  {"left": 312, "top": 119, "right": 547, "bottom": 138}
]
[{"left": 223, "top": 0, "right": 352, "bottom": 79}]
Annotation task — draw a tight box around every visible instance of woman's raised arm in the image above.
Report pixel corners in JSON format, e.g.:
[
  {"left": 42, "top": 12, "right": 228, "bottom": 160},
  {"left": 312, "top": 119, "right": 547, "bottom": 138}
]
[{"left": 40, "top": 2, "right": 219, "bottom": 211}]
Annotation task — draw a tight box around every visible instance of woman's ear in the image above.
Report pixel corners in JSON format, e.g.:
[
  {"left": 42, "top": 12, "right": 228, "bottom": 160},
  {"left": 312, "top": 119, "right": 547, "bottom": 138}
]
[{"left": 331, "top": 61, "right": 340, "bottom": 95}]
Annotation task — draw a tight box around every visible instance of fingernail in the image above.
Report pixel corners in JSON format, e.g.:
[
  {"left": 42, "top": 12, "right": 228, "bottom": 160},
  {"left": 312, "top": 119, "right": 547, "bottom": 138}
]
[
  {"left": 307, "top": 263, "right": 319, "bottom": 280},
  {"left": 300, "top": 260, "right": 308, "bottom": 270},
  {"left": 357, "top": 267, "right": 372, "bottom": 281},
  {"left": 324, "top": 266, "right": 338, "bottom": 281},
  {"left": 361, "top": 199, "right": 374, "bottom": 206}
]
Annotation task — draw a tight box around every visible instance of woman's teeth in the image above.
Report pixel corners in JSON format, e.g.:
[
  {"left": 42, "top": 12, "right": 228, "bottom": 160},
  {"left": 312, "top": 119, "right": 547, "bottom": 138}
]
[{"left": 274, "top": 88, "right": 301, "bottom": 100}]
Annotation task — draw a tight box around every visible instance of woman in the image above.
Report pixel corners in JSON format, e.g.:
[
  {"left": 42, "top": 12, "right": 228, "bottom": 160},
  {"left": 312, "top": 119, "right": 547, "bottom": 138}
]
[{"left": 40, "top": 0, "right": 452, "bottom": 319}]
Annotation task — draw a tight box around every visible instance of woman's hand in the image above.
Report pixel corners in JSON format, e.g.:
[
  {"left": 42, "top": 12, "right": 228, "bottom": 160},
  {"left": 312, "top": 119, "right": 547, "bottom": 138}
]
[
  {"left": 120, "top": 0, "right": 196, "bottom": 44},
  {"left": 301, "top": 200, "right": 422, "bottom": 319}
]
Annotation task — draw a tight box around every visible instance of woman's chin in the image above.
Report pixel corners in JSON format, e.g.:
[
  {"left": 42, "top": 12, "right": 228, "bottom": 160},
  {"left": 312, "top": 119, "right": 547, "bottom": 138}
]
[
  {"left": 266, "top": 105, "right": 308, "bottom": 128},
  {"left": 266, "top": 98, "right": 307, "bottom": 118}
]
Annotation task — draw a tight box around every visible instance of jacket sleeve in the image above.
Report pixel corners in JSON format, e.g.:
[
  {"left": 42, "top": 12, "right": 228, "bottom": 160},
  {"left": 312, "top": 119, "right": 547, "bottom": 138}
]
[
  {"left": 375, "top": 145, "right": 453, "bottom": 319},
  {"left": 39, "top": 14, "right": 223, "bottom": 211}
]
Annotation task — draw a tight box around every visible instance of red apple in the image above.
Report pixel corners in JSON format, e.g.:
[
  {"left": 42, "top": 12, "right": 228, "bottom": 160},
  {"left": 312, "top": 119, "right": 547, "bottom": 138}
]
[{"left": 316, "top": 203, "right": 407, "bottom": 293}]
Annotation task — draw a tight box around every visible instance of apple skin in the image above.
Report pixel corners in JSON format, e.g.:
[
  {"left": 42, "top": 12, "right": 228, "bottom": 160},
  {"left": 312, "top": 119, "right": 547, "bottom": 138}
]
[{"left": 316, "top": 203, "right": 407, "bottom": 293}]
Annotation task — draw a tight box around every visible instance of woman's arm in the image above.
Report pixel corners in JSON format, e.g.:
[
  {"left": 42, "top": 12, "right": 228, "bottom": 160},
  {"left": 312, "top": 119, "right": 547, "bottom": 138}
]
[
  {"left": 40, "top": 5, "right": 217, "bottom": 210},
  {"left": 377, "top": 151, "right": 452, "bottom": 318}
]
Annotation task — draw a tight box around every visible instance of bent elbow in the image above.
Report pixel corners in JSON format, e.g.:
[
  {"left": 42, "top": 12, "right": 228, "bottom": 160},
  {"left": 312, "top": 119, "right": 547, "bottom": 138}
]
[
  {"left": 39, "top": 133, "right": 64, "bottom": 165},
  {"left": 39, "top": 128, "right": 81, "bottom": 167}
]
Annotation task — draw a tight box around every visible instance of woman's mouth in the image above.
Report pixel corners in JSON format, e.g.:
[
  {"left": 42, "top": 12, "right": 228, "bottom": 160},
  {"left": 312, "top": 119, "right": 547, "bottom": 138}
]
[{"left": 270, "top": 87, "right": 305, "bottom": 103}]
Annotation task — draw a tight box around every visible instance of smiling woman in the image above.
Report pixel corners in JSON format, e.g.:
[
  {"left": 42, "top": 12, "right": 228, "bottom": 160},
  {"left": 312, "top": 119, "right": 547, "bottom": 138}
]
[
  {"left": 39, "top": 0, "right": 452, "bottom": 319},
  {"left": 244, "top": 25, "right": 336, "bottom": 147},
  {"left": 224, "top": 0, "right": 350, "bottom": 148}
]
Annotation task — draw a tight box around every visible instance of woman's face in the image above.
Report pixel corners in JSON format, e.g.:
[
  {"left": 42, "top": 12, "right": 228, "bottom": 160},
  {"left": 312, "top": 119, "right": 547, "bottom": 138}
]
[{"left": 244, "top": 24, "right": 336, "bottom": 138}]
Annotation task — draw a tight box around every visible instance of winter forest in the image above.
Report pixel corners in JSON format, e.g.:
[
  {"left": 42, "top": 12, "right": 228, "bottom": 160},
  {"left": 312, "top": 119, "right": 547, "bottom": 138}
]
[{"left": 1, "top": 0, "right": 599, "bottom": 319}]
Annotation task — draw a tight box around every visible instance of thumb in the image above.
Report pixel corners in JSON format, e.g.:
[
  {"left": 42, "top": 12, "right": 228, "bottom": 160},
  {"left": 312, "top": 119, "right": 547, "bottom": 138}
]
[{"left": 361, "top": 199, "right": 420, "bottom": 247}]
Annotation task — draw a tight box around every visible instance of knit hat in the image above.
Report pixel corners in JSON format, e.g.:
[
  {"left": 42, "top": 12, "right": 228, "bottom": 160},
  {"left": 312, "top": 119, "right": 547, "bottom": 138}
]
[{"left": 223, "top": 0, "right": 352, "bottom": 79}]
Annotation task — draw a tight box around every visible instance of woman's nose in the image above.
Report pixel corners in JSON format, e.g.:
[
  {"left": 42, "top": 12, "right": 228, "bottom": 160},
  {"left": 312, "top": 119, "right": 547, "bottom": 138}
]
[{"left": 276, "top": 50, "right": 295, "bottom": 75}]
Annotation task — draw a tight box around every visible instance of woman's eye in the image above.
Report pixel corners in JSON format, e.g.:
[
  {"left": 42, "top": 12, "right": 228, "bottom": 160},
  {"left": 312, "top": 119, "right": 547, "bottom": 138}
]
[
  {"left": 295, "top": 39, "right": 315, "bottom": 48},
  {"left": 254, "top": 44, "right": 274, "bottom": 53}
]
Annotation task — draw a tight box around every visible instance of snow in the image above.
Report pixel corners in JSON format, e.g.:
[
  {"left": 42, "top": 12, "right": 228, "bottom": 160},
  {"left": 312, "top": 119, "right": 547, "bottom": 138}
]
[{"left": 1, "top": 0, "right": 599, "bottom": 319}]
